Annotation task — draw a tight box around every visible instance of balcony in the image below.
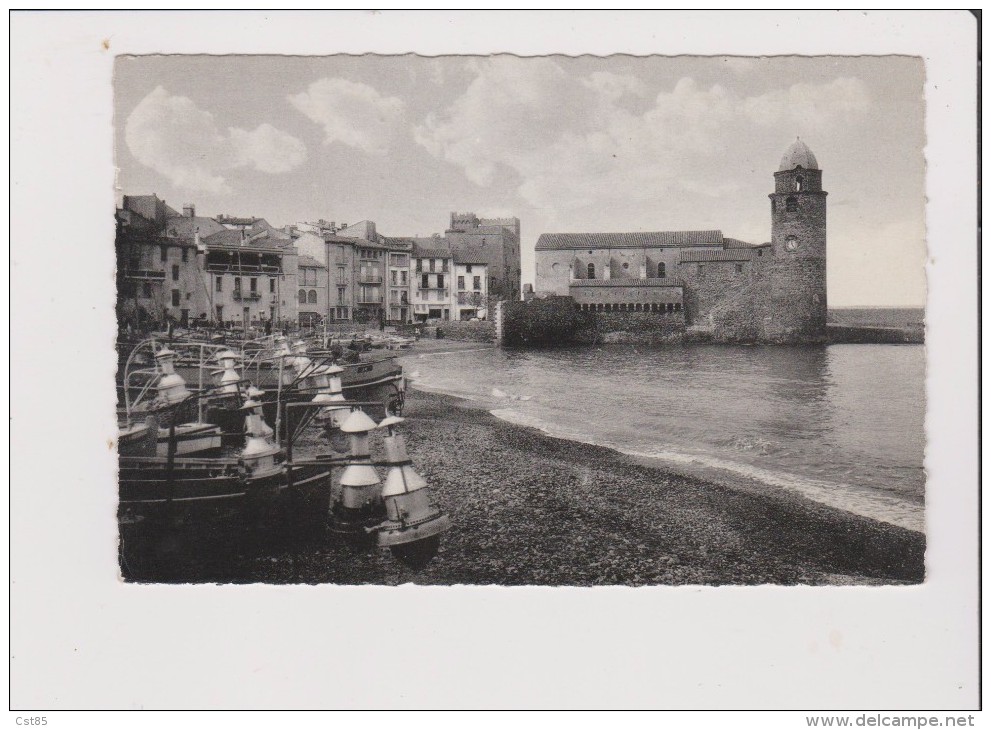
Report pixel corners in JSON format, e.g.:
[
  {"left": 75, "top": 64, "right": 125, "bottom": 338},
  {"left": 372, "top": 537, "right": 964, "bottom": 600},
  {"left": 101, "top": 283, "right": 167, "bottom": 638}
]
[
  {"left": 125, "top": 269, "right": 166, "bottom": 280},
  {"left": 206, "top": 263, "right": 281, "bottom": 275},
  {"left": 357, "top": 296, "right": 384, "bottom": 305},
  {"left": 358, "top": 275, "right": 383, "bottom": 284},
  {"left": 233, "top": 291, "right": 262, "bottom": 301}
]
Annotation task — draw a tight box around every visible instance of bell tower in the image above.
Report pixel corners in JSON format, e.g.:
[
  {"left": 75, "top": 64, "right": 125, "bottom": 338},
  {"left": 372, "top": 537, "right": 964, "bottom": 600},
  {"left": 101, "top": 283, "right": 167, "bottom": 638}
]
[{"left": 764, "top": 138, "right": 828, "bottom": 342}]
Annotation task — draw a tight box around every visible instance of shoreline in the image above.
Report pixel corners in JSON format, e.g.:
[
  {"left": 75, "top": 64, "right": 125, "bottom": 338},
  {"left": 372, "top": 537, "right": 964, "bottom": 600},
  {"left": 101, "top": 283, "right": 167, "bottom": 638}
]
[
  {"left": 403, "top": 367, "right": 925, "bottom": 535},
  {"left": 396, "top": 388, "right": 925, "bottom": 585},
  {"left": 124, "top": 383, "right": 926, "bottom": 586}
]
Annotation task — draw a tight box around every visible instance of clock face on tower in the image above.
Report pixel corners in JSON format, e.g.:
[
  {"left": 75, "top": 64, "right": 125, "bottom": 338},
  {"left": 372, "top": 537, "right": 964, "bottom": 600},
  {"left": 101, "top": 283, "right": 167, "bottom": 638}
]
[{"left": 785, "top": 237, "right": 798, "bottom": 252}]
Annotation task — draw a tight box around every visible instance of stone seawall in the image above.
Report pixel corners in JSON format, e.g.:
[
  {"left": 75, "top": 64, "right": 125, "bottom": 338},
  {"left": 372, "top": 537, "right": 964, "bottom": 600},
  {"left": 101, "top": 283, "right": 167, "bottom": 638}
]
[
  {"left": 436, "top": 320, "right": 496, "bottom": 343},
  {"left": 501, "top": 297, "right": 579, "bottom": 346},
  {"left": 573, "top": 311, "right": 686, "bottom": 344},
  {"left": 827, "top": 324, "right": 925, "bottom": 345},
  {"left": 497, "top": 298, "right": 923, "bottom": 346}
]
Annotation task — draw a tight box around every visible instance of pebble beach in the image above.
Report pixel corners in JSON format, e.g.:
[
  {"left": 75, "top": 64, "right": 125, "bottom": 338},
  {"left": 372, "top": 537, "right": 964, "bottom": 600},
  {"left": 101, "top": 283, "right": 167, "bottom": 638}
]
[{"left": 126, "top": 383, "right": 926, "bottom": 586}]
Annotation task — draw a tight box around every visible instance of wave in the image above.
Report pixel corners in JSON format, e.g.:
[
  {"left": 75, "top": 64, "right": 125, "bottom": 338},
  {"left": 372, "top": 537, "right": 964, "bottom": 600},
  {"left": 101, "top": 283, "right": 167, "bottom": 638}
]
[{"left": 488, "top": 406, "right": 924, "bottom": 534}]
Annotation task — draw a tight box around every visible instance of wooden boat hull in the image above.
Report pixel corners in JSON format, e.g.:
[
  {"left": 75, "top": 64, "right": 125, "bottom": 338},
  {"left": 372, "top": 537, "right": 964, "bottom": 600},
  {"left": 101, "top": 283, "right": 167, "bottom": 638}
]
[
  {"left": 155, "top": 423, "right": 223, "bottom": 457},
  {"left": 119, "top": 457, "right": 330, "bottom": 510}
]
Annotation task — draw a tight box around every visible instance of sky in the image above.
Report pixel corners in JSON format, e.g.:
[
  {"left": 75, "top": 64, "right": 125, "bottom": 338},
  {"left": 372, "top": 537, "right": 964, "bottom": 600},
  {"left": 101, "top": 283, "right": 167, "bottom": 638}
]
[{"left": 114, "top": 54, "right": 927, "bottom": 307}]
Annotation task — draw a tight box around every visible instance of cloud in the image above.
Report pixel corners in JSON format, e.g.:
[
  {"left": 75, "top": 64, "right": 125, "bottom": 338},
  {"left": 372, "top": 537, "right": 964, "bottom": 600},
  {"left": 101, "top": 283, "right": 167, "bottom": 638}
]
[
  {"left": 412, "top": 59, "right": 871, "bottom": 220},
  {"left": 288, "top": 78, "right": 405, "bottom": 155},
  {"left": 124, "top": 87, "right": 306, "bottom": 194},
  {"left": 744, "top": 77, "right": 870, "bottom": 128},
  {"left": 228, "top": 123, "right": 306, "bottom": 174}
]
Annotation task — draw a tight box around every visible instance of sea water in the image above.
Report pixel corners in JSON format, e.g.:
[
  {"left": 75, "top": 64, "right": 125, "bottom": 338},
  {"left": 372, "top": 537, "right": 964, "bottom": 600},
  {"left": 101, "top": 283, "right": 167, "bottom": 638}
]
[{"left": 401, "top": 344, "right": 926, "bottom": 533}]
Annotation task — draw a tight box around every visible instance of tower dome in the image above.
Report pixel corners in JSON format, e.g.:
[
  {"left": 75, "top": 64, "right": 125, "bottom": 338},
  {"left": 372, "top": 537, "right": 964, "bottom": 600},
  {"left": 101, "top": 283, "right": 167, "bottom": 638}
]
[{"left": 778, "top": 138, "right": 819, "bottom": 171}]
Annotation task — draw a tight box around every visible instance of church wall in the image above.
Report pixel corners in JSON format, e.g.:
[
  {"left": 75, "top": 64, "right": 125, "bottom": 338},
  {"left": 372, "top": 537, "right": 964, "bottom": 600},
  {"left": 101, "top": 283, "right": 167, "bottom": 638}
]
[
  {"left": 529, "top": 141, "right": 828, "bottom": 345},
  {"left": 573, "top": 310, "right": 686, "bottom": 344},
  {"left": 678, "top": 259, "right": 756, "bottom": 330},
  {"left": 609, "top": 248, "right": 646, "bottom": 278},
  {"left": 534, "top": 249, "right": 575, "bottom": 295},
  {"left": 644, "top": 249, "right": 682, "bottom": 280},
  {"left": 570, "top": 285, "right": 682, "bottom": 306},
  {"left": 759, "top": 258, "right": 828, "bottom": 343},
  {"left": 570, "top": 248, "right": 615, "bottom": 280}
]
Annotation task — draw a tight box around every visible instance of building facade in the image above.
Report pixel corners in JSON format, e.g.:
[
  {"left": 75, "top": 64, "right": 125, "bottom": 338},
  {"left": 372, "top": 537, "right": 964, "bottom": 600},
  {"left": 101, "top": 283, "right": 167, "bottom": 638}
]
[
  {"left": 446, "top": 212, "right": 522, "bottom": 302},
  {"left": 533, "top": 139, "right": 828, "bottom": 344},
  {"left": 116, "top": 196, "right": 209, "bottom": 329},
  {"left": 297, "top": 255, "right": 327, "bottom": 326},
  {"left": 453, "top": 254, "right": 489, "bottom": 321},
  {"left": 412, "top": 241, "right": 453, "bottom": 321},
  {"left": 201, "top": 228, "right": 298, "bottom": 328},
  {"left": 386, "top": 245, "right": 413, "bottom": 323},
  {"left": 116, "top": 194, "right": 301, "bottom": 331},
  {"left": 281, "top": 212, "right": 520, "bottom": 326}
]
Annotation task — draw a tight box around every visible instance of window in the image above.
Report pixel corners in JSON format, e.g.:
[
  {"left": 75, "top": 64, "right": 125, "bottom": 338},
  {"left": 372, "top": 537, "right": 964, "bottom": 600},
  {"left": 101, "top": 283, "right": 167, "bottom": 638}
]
[
  {"left": 657, "top": 262, "right": 666, "bottom": 278},
  {"left": 457, "top": 276, "right": 465, "bottom": 290},
  {"left": 338, "top": 287, "right": 346, "bottom": 305},
  {"left": 429, "top": 259, "right": 436, "bottom": 272},
  {"left": 437, "top": 275, "right": 445, "bottom": 289},
  {"left": 160, "top": 245, "right": 168, "bottom": 262},
  {"left": 587, "top": 263, "right": 596, "bottom": 279},
  {"left": 786, "top": 196, "right": 798, "bottom": 212},
  {"left": 181, "top": 248, "right": 188, "bottom": 263},
  {"left": 142, "top": 282, "right": 151, "bottom": 298},
  {"left": 308, "top": 290, "right": 317, "bottom": 304},
  {"left": 697, "top": 264, "right": 705, "bottom": 275},
  {"left": 422, "top": 274, "right": 429, "bottom": 289},
  {"left": 400, "top": 271, "right": 407, "bottom": 285},
  {"left": 466, "top": 265, "right": 473, "bottom": 273},
  {"left": 216, "top": 305, "right": 223, "bottom": 321},
  {"left": 215, "top": 276, "right": 223, "bottom": 292},
  {"left": 269, "top": 278, "right": 276, "bottom": 293},
  {"left": 785, "top": 236, "right": 798, "bottom": 252},
  {"left": 473, "top": 276, "right": 481, "bottom": 290},
  {"left": 622, "top": 262, "right": 629, "bottom": 270},
  {"left": 735, "top": 264, "right": 744, "bottom": 274},
  {"left": 795, "top": 176, "right": 803, "bottom": 192},
  {"left": 171, "top": 289, "right": 180, "bottom": 307},
  {"left": 250, "top": 277, "right": 258, "bottom": 293},
  {"left": 391, "top": 270, "right": 398, "bottom": 285},
  {"left": 171, "top": 265, "right": 179, "bottom": 281},
  {"left": 298, "top": 289, "right": 306, "bottom": 304},
  {"left": 758, "top": 249, "right": 764, "bottom": 257}
]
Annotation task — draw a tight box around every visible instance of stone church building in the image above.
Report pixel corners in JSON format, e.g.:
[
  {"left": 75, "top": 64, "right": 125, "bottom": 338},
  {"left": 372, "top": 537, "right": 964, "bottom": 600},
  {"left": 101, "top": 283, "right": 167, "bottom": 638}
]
[{"left": 533, "top": 139, "right": 828, "bottom": 344}]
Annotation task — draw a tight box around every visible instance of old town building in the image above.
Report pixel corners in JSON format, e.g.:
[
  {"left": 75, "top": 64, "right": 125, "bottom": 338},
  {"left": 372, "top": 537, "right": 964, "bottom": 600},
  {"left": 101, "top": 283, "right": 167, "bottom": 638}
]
[
  {"left": 296, "top": 254, "right": 327, "bottom": 327},
  {"left": 446, "top": 212, "right": 521, "bottom": 302},
  {"left": 116, "top": 194, "right": 299, "bottom": 330},
  {"left": 533, "top": 139, "right": 828, "bottom": 344}
]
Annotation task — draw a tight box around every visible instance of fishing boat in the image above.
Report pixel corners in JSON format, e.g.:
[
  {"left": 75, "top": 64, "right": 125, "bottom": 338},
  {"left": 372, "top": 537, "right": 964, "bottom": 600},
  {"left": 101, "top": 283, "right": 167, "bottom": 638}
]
[
  {"left": 118, "top": 345, "right": 224, "bottom": 458},
  {"left": 116, "top": 337, "right": 449, "bottom": 577}
]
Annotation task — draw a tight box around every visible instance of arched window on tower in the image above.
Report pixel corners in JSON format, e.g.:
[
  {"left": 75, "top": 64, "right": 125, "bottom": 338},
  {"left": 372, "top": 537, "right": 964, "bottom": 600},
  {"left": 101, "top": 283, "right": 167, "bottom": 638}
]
[
  {"left": 795, "top": 176, "right": 803, "bottom": 192},
  {"left": 786, "top": 196, "right": 798, "bottom": 212},
  {"left": 298, "top": 289, "right": 306, "bottom": 304},
  {"left": 587, "top": 263, "right": 596, "bottom": 279},
  {"left": 657, "top": 262, "right": 666, "bottom": 278},
  {"left": 308, "top": 290, "right": 317, "bottom": 304}
]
